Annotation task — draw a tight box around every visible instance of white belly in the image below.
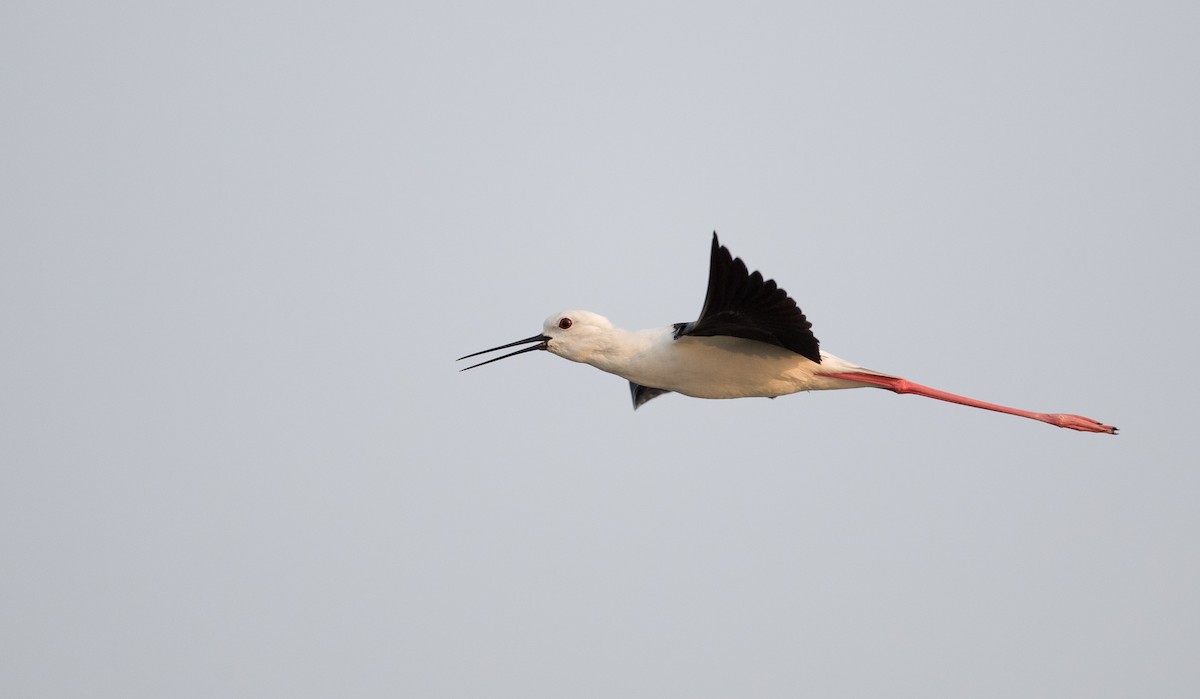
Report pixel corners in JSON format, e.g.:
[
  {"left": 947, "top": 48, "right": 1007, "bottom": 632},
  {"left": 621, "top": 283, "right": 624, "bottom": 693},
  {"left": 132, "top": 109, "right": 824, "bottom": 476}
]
[{"left": 618, "top": 336, "right": 868, "bottom": 399}]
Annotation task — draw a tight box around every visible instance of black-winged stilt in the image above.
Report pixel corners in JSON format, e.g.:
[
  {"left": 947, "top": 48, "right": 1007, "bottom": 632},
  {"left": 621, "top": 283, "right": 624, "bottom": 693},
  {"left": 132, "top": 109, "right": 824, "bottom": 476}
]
[{"left": 458, "top": 233, "right": 1117, "bottom": 434}]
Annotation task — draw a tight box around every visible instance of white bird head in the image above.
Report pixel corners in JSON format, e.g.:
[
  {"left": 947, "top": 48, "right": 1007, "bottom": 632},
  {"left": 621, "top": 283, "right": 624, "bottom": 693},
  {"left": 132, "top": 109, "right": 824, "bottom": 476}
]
[{"left": 457, "top": 310, "right": 615, "bottom": 371}]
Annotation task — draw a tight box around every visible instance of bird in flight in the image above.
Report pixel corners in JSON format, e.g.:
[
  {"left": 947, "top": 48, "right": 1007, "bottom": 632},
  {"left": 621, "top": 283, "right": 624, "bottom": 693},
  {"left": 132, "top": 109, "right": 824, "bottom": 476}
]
[{"left": 458, "top": 233, "right": 1116, "bottom": 434}]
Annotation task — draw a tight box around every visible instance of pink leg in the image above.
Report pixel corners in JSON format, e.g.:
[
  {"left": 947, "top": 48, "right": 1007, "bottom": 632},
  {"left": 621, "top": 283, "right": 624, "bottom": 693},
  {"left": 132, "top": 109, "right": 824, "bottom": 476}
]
[{"left": 822, "top": 372, "right": 1117, "bottom": 434}]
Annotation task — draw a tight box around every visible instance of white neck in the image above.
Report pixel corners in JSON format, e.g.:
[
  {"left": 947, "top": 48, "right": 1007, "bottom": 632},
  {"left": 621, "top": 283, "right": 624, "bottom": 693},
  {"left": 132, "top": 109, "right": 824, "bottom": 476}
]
[{"left": 549, "top": 324, "right": 666, "bottom": 378}]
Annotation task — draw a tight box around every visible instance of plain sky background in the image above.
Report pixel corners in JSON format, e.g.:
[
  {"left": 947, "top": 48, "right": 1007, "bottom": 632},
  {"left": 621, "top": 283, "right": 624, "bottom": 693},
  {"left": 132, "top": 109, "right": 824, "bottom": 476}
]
[{"left": 2, "top": 1, "right": 1198, "bottom": 697}]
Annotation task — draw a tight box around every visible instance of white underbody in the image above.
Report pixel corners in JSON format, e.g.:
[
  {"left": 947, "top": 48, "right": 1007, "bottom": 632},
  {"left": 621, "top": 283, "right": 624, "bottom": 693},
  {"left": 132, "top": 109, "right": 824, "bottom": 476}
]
[{"left": 549, "top": 323, "right": 888, "bottom": 399}]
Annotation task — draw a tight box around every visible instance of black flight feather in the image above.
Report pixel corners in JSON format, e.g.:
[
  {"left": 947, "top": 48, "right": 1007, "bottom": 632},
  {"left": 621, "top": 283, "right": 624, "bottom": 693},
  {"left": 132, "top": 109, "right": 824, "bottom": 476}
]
[
  {"left": 630, "top": 382, "right": 672, "bottom": 410},
  {"left": 673, "top": 232, "right": 821, "bottom": 363}
]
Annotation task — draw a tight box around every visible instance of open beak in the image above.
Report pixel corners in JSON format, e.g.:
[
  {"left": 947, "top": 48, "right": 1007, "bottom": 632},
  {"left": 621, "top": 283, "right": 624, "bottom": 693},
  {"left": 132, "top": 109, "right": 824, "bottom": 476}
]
[{"left": 457, "top": 333, "right": 551, "bottom": 371}]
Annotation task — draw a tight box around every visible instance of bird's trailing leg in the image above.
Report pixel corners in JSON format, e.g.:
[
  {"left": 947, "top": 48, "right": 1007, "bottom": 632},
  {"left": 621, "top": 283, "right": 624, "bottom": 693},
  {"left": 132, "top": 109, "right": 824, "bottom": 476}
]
[{"left": 822, "top": 372, "right": 1118, "bottom": 434}]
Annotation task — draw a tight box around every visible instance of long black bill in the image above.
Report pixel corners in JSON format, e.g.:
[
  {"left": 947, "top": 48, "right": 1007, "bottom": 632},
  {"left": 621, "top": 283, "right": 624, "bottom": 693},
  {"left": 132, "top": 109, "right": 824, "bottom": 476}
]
[{"left": 457, "top": 333, "right": 551, "bottom": 371}]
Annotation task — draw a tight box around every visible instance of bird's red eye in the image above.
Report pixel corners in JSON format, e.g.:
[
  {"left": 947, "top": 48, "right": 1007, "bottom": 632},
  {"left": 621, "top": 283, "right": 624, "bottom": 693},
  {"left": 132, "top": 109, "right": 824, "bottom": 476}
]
[{"left": 558, "top": 318, "right": 573, "bottom": 329}]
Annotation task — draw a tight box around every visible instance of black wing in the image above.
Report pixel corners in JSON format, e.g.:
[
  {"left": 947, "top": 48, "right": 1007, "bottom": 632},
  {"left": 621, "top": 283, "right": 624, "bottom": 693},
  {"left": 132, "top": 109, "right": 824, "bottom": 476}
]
[
  {"left": 630, "top": 382, "right": 672, "bottom": 410},
  {"left": 674, "top": 232, "right": 821, "bottom": 363}
]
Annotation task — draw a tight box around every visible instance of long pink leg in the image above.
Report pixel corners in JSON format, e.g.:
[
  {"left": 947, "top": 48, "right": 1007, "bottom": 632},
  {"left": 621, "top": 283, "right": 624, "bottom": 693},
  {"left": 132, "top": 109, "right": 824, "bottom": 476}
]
[{"left": 822, "top": 372, "right": 1117, "bottom": 434}]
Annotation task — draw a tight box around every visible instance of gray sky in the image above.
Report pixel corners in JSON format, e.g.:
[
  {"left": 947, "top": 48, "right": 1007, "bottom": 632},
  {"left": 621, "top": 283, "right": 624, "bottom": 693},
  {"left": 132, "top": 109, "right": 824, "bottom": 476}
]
[{"left": 2, "top": 1, "right": 1198, "bottom": 697}]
